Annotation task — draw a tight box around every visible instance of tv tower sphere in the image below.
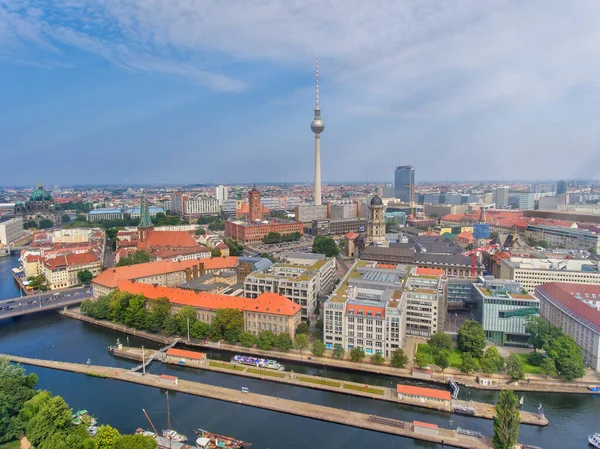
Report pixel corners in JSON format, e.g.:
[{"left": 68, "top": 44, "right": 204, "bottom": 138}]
[{"left": 311, "top": 116, "right": 324, "bottom": 134}]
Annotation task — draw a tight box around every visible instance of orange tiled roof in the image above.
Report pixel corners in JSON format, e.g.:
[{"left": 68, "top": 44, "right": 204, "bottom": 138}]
[
  {"left": 416, "top": 267, "right": 445, "bottom": 276},
  {"left": 413, "top": 421, "right": 439, "bottom": 429},
  {"left": 397, "top": 385, "right": 451, "bottom": 401},
  {"left": 166, "top": 348, "right": 206, "bottom": 360},
  {"left": 93, "top": 257, "right": 239, "bottom": 288},
  {"left": 345, "top": 304, "right": 385, "bottom": 318},
  {"left": 139, "top": 230, "right": 198, "bottom": 249},
  {"left": 376, "top": 263, "right": 396, "bottom": 269},
  {"left": 117, "top": 281, "right": 301, "bottom": 317},
  {"left": 43, "top": 251, "right": 99, "bottom": 270},
  {"left": 345, "top": 232, "right": 359, "bottom": 240}
]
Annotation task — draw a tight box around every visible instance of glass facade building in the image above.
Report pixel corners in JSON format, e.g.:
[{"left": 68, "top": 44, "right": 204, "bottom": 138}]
[{"left": 394, "top": 166, "right": 415, "bottom": 202}]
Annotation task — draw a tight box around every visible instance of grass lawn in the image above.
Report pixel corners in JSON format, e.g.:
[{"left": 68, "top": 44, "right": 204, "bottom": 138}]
[
  {"left": 343, "top": 384, "right": 385, "bottom": 395},
  {"left": 298, "top": 376, "right": 341, "bottom": 388},
  {"left": 209, "top": 361, "right": 245, "bottom": 371},
  {"left": 2, "top": 441, "right": 20, "bottom": 449},
  {"left": 417, "top": 343, "right": 463, "bottom": 367},
  {"left": 515, "top": 353, "right": 544, "bottom": 375},
  {"left": 247, "top": 368, "right": 286, "bottom": 378}
]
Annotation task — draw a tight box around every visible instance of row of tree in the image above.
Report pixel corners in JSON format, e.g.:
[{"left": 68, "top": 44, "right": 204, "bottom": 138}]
[{"left": 262, "top": 231, "right": 302, "bottom": 244}]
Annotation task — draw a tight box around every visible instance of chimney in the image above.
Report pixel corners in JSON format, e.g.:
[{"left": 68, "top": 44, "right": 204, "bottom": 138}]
[
  {"left": 192, "top": 265, "right": 198, "bottom": 279},
  {"left": 199, "top": 262, "right": 206, "bottom": 277},
  {"left": 185, "top": 267, "right": 192, "bottom": 282}
]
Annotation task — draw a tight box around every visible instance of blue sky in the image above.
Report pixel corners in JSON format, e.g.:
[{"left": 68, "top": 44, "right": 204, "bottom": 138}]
[{"left": 2, "top": 0, "right": 600, "bottom": 186}]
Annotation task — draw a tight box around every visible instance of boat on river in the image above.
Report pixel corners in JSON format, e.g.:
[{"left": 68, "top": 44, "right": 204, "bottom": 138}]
[
  {"left": 72, "top": 410, "right": 97, "bottom": 426},
  {"left": 589, "top": 433, "right": 600, "bottom": 448},
  {"left": 163, "top": 429, "right": 188, "bottom": 443},
  {"left": 231, "top": 355, "right": 284, "bottom": 371},
  {"left": 588, "top": 385, "right": 600, "bottom": 392},
  {"left": 195, "top": 428, "right": 252, "bottom": 449}
]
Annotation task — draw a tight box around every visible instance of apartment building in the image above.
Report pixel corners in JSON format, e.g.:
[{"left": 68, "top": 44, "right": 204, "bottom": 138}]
[
  {"left": 402, "top": 272, "right": 447, "bottom": 338},
  {"left": 525, "top": 224, "right": 600, "bottom": 252},
  {"left": 0, "top": 217, "right": 23, "bottom": 245},
  {"left": 41, "top": 251, "right": 103, "bottom": 290},
  {"left": 536, "top": 283, "right": 600, "bottom": 370},
  {"left": 500, "top": 257, "right": 600, "bottom": 292}
]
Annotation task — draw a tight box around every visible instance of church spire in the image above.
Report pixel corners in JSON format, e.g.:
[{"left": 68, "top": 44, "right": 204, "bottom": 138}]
[{"left": 139, "top": 195, "right": 153, "bottom": 228}]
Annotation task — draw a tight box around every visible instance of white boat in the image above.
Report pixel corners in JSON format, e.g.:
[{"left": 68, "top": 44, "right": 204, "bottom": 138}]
[
  {"left": 589, "top": 433, "right": 600, "bottom": 448},
  {"left": 162, "top": 429, "right": 188, "bottom": 443}
]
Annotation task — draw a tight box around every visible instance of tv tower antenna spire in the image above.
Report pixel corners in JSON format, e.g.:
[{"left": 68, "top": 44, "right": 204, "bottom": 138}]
[
  {"left": 310, "top": 57, "right": 325, "bottom": 206},
  {"left": 316, "top": 57, "right": 320, "bottom": 109}
]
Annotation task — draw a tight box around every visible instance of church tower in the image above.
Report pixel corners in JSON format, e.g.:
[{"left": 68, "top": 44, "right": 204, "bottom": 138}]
[
  {"left": 367, "top": 195, "right": 386, "bottom": 244},
  {"left": 248, "top": 186, "right": 262, "bottom": 222},
  {"left": 138, "top": 195, "right": 154, "bottom": 242}
]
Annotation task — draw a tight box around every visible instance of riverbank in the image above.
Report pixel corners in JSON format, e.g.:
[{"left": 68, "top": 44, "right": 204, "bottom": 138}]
[
  {"left": 1, "top": 353, "right": 496, "bottom": 449},
  {"left": 62, "top": 308, "right": 600, "bottom": 394},
  {"left": 111, "top": 345, "right": 548, "bottom": 426}
]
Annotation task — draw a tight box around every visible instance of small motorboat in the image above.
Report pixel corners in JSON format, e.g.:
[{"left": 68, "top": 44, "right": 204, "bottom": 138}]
[
  {"left": 588, "top": 385, "right": 600, "bottom": 392},
  {"left": 589, "top": 433, "right": 600, "bottom": 448},
  {"left": 162, "top": 429, "right": 187, "bottom": 443}
]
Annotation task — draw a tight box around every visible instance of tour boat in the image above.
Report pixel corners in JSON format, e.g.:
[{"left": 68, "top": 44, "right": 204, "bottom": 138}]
[
  {"left": 588, "top": 385, "right": 600, "bottom": 392},
  {"left": 195, "top": 428, "right": 252, "bottom": 448},
  {"left": 72, "top": 410, "right": 97, "bottom": 426},
  {"left": 162, "top": 429, "right": 188, "bottom": 443},
  {"left": 231, "top": 355, "right": 285, "bottom": 371},
  {"left": 589, "top": 433, "right": 600, "bottom": 448}
]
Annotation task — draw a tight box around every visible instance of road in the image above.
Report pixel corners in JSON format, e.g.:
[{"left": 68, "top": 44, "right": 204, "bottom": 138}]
[{"left": 0, "top": 287, "right": 92, "bottom": 318}]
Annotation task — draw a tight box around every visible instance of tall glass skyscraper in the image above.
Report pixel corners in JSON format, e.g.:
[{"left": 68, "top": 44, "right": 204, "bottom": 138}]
[{"left": 394, "top": 166, "right": 415, "bottom": 202}]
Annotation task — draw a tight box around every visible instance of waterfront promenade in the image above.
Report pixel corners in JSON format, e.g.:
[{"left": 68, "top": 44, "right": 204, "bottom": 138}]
[
  {"left": 1, "top": 353, "right": 495, "bottom": 449},
  {"left": 62, "top": 309, "right": 600, "bottom": 395},
  {"left": 112, "top": 345, "right": 547, "bottom": 426}
]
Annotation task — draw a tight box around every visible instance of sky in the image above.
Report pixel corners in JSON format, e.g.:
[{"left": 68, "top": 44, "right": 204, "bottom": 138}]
[{"left": 2, "top": 0, "right": 600, "bottom": 186}]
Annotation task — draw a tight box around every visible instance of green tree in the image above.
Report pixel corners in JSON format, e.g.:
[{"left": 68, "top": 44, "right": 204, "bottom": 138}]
[
  {"left": 435, "top": 351, "right": 450, "bottom": 372},
  {"left": 112, "top": 434, "right": 158, "bottom": 449},
  {"left": 295, "top": 322, "right": 310, "bottom": 335},
  {"left": 38, "top": 219, "right": 53, "bottom": 229},
  {"left": 95, "top": 424, "right": 121, "bottom": 449},
  {"left": 260, "top": 252, "right": 276, "bottom": 263},
  {"left": 414, "top": 351, "right": 430, "bottom": 369},
  {"left": 482, "top": 346, "right": 505, "bottom": 374},
  {"left": 493, "top": 390, "right": 521, "bottom": 449},
  {"left": 145, "top": 298, "right": 171, "bottom": 332},
  {"left": 239, "top": 332, "right": 258, "bottom": 348},
  {"left": 61, "top": 214, "right": 71, "bottom": 224},
  {"left": 77, "top": 269, "right": 94, "bottom": 285},
  {"left": 349, "top": 346, "right": 365, "bottom": 362},
  {"left": 208, "top": 220, "right": 225, "bottom": 231},
  {"left": 312, "top": 236, "right": 340, "bottom": 257},
  {"left": 548, "top": 335, "right": 585, "bottom": 381},
  {"left": 457, "top": 320, "right": 486, "bottom": 357},
  {"left": 223, "top": 238, "right": 244, "bottom": 256},
  {"left": 195, "top": 228, "right": 206, "bottom": 235},
  {"left": 175, "top": 306, "right": 198, "bottom": 337},
  {"left": 459, "top": 352, "right": 479, "bottom": 374},
  {"left": 190, "top": 321, "right": 211, "bottom": 339},
  {"left": 293, "top": 333, "right": 310, "bottom": 354},
  {"left": 23, "top": 220, "right": 37, "bottom": 229},
  {"left": 257, "top": 330, "right": 277, "bottom": 350},
  {"left": 312, "top": 339, "right": 326, "bottom": 357},
  {"left": 371, "top": 353, "right": 385, "bottom": 365},
  {"left": 525, "top": 316, "right": 551, "bottom": 350},
  {"left": 540, "top": 357, "right": 558, "bottom": 378},
  {"left": 211, "top": 248, "right": 222, "bottom": 257},
  {"left": 275, "top": 333, "right": 293, "bottom": 352},
  {"left": 505, "top": 354, "right": 525, "bottom": 381},
  {"left": 332, "top": 344, "right": 345, "bottom": 359},
  {"left": 26, "top": 395, "right": 73, "bottom": 449},
  {"left": 428, "top": 332, "right": 454, "bottom": 352},
  {"left": 390, "top": 349, "right": 408, "bottom": 368},
  {"left": 27, "top": 274, "right": 48, "bottom": 291},
  {"left": 210, "top": 308, "right": 244, "bottom": 343},
  {"left": 116, "top": 250, "right": 150, "bottom": 267}
]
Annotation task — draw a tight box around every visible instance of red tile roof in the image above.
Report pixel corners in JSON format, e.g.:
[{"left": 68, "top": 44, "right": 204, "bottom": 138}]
[
  {"left": 536, "top": 282, "right": 600, "bottom": 332},
  {"left": 345, "top": 304, "right": 385, "bottom": 318},
  {"left": 93, "top": 257, "right": 239, "bottom": 288},
  {"left": 118, "top": 281, "right": 301, "bottom": 317},
  {"left": 166, "top": 348, "right": 206, "bottom": 360},
  {"left": 345, "top": 232, "right": 359, "bottom": 240},
  {"left": 416, "top": 267, "right": 445, "bottom": 276},
  {"left": 397, "top": 385, "right": 451, "bottom": 401},
  {"left": 376, "top": 263, "right": 396, "bottom": 269},
  {"left": 139, "top": 230, "right": 199, "bottom": 249},
  {"left": 43, "top": 251, "right": 99, "bottom": 270},
  {"left": 413, "top": 421, "right": 439, "bottom": 429}
]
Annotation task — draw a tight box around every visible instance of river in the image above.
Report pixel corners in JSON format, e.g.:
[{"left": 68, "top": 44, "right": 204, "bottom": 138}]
[{"left": 0, "top": 256, "right": 598, "bottom": 449}]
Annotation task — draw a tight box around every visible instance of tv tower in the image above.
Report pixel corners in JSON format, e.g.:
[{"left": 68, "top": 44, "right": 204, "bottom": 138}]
[{"left": 310, "top": 58, "right": 324, "bottom": 206}]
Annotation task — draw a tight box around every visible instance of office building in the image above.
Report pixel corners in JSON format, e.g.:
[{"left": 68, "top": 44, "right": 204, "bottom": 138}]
[
  {"left": 0, "top": 217, "right": 23, "bottom": 245},
  {"left": 225, "top": 219, "right": 303, "bottom": 244},
  {"left": 525, "top": 224, "right": 600, "bottom": 252},
  {"left": 395, "top": 166, "right": 415, "bottom": 202},
  {"left": 310, "top": 218, "right": 369, "bottom": 237},
  {"left": 473, "top": 278, "right": 539, "bottom": 347},
  {"left": 295, "top": 204, "right": 328, "bottom": 223},
  {"left": 382, "top": 186, "right": 395, "bottom": 198},
  {"left": 215, "top": 185, "right": 228, "bottom": 206},
  {"left": 536, "top": 283, "right": 600, "bottom": 371},
  {"left": 500, "top": 257, "right": 600, "bottom": 292},
  {"left": 423, "top": 204, "right": 468, "bottom": 218},
  {"left": 494, "top": 187, "right": 509, "bottom": 209},
  {"left": 403, "top": 270, "right": 447, "bottom": 338},
  {"left": 556, "top": 180, "right": 568, "bottom": 195},
  {"left": 538, "top": 194, "right": 568, "bottom": 211}
]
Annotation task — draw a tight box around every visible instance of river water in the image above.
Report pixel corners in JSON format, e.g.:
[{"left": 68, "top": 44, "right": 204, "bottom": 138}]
[{"left": 0, "top": 256, "right": 598, "bottom": 449}]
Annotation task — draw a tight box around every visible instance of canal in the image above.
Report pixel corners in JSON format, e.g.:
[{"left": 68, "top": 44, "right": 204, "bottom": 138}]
[{"left": 0, "top": 258, "right": 598, "bottom": 448}]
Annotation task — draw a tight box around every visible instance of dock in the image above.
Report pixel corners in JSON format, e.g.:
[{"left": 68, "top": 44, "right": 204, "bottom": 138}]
[
  {"left": 111, "top": 345, "right": 548, "bottom": 426},
  {"left": 1, "top": 353, "right": 497, "bottom": 449}
]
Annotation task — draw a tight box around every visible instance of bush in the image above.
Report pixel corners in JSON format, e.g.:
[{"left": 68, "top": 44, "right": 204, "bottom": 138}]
[
  {"left": 370, "top": 353, "right": 385, "bottom": 365},
  {"left": 349, "top": 347, "right": 365, "bottom": 362},
  {"left": 390, "top": 349, "right": 408, "bottom": 368},
  {"left": 528, "top": 351, "right": 545, "bottom": 367}
]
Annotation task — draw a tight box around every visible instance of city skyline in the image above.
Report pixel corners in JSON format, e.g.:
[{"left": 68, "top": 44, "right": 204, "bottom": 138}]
[{"left": 3, "top": 2, "right": 600, "bottom": 185}]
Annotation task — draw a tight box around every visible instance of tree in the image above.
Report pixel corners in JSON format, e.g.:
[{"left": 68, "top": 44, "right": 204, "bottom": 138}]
[
  {"left": 505, "top": 354, "right": 525, "bottom": 381},
  {"left": 312, "top": 339, "right": 326, "bottom": 357},
  {"left": 239, "top": 332, "right": 257, "bottom": 348},
  {"left": 146, "top": 298, "right": 171, "bottom": 332},
  {"left": 210, "top": 308, "right": 244, "bottom": 343},
  {"left": 459, "top": 352, "right": 479, "bottom": 374},
  {"left": 174, "top": 305, "right": 198, "bottom": 336},
  {"left": 540, "top": 357, "right": 558, "bottom": 378},
  {"left": 61, "top": 214, "right": 71, "bottom": 224},
  {"left": 195, "top": 228, "right": 206, "bottom": 235},
  {"left": 296, "top": 322, "right": 310, "bottom": 335},
  {"left": 38, "top": 219, "right": 53, "bottom": 229},
  {"left": 112, "top": 434, "right": 158, "bottom": 449},
  {"left": 349, "top": 346, "right": 365, "bottom": 362},
  {"left": 428, "top": 332, "right": 453, "bottom": 352},
  {"left": 482, "top": 346, "right": 505, "bottom": 374},
  {"left": 27, "top": 395, "right": 73, "bottom": 449},
  {"left": 208, "top": 220, "right": 225, "bottom": 231},
  {"left": 589, "top": 247, "right": 597, "bottom": 254},
  {"left": 371, "top": 353, "right": 385, "bottom": 365},
  {"left": 211, "top": 248, "right": 222, "bottom": 257},
  {"left": 293, "top": 333, "right": 310, "bottom": 354},
  {"left": 190, "top": 321, "right": 211, "bottom": 339},
  {"left": 547, "top": 334, "right": 585, "bottom": 381},
  {"left": 435, "top": 351, "right": 450, "bottom": 372},
  {"left": 116, "top": 250, "right": 150, "bottom": 267},
  {"left": 23, "top": 220, "right": 37, "bottom": 229},
  {"left": 260, "top": 252, "right": 276, "bottom": 263},
  {"left": 390, "top": 349, "right": 408, "bottom": 368},
  {"left": 493, "top": 390, "right": 521, "bottom": 449},
  {"left": 332, "top": 344, "right": 345, "bottom": 359},
  {"left": 223, "top": 238, "right": 243, "bottom": 256},
  {"left": 457, "top": 320, "right": 486, "bottom": 357},
  {"left": 414, "top": 351, "right": 430, "bottom": 369},
  {"left": 276, "top": 333, "right": 293, "bottom": 352},
  {"left": 77, "top": 269, "right": 93, "bottom": 285},
  {"left": 312, "top": 236, "right": 340, "bottom": 257},
  {"left": 257, "top": 330, "right": 277, "bottom": 350},
  {"left": 95, "top": 424, "right": 121, "bottom": 449},
  {"left": 525, "top": 316, "right": 551, "bottom": 350}
]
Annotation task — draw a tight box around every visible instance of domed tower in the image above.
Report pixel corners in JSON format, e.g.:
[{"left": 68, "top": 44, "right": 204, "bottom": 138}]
[
  {"left": 367, "top": 195, "right": 386, "bottom": 244},
  {"left": 26, "top": 183, "right": 54, "bottom": 212},
  {"left": 310, "top": 58, "right": 325, "bottom": 206}
]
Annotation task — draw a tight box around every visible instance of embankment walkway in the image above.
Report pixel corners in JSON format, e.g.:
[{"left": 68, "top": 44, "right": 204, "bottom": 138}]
[
  {"left": 62, "top": 309, "right": 600, "bottom": 395},
  {"left": 2, "top": 353, "right": 494, "bottom": 449}
]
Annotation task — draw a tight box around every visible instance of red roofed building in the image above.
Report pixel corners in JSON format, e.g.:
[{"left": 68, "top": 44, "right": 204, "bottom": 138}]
[
  {"left": 397, "top": 385, "right": 451, "bottom": 406},
  {"left": 536, "top": 282, "right": 600, "bottom": 370},
  {"left": 41, "top": 250, "right": 102, "bottom": 290},
  {"left": 165, "top": 348, "right": 206, "bottom": 363},
  {"left": 455, "top": 231, "right": 475, "bottom": 247},
  {"left": 118, "top": 281, "right": 302, "bottom": 338},
  {"left": 225, "top": 219, "right": 303, "bottom": 244}
]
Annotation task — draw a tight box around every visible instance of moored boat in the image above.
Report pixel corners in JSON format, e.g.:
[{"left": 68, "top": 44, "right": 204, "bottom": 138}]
[
  {"left": 195, "top": 428, "right": 252, "bottom": 449},
  {"left": 231, "top": 355, "right": 284, "bottom": 371},
  {"left": 163, "top": 429, "right": 188, "bottom": 443},
  {"left": 590, "top": 433, "right": 600, "bottom": 448},
  {"left": 588, "top": 385, "right": 600, "bottom": 392},
  {"left": 72, "top": 410, "right": 97, "bottom": 426}
]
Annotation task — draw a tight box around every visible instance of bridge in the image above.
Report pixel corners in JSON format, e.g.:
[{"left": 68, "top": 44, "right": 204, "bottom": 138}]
[{"left": 0, "top": 293, "right": 92, "bottom": 320}]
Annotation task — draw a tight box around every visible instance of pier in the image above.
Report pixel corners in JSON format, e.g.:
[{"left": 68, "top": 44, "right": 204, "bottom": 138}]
[
  {"left": 1, "top": 353, "right": 498, "bottom": 449},
  {"left": 111, "top": 345, "right": 547, "bottom": 426}
]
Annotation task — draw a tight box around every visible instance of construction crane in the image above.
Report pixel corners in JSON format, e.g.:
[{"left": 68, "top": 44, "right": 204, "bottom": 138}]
[{"left": 462, "top": 244, "right": 500, "bottom": 277}]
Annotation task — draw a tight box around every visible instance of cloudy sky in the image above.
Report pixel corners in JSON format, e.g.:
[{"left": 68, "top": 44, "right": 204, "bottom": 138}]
[{"left": 2, "top": 0, "right": 600, "bottom": 186}]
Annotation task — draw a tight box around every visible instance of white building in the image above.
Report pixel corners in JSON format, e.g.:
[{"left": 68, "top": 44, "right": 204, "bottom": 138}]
[
  {"left": 517, "top": 193, "right": 535, "bottom": 210},
  {"left": 525, "top": 224, "right": 600, "bottom": 252},
  {"left": 494, "top": 187, "right": 509, "bottom": 209},
  {"left": 402, "top": 273, "right": 447, "bottom": 338},
  {"left": 0, "top": 217, "right": 23, "bottom": 245},
  {"left": 215, "top": 185, "right": 228, "bottom": 206},
  {"left": 170, "top": 192, "right": 219, "bottom": 217},
  {"left": 536, "top": 283, "right": 600, "bottom": 371}
]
